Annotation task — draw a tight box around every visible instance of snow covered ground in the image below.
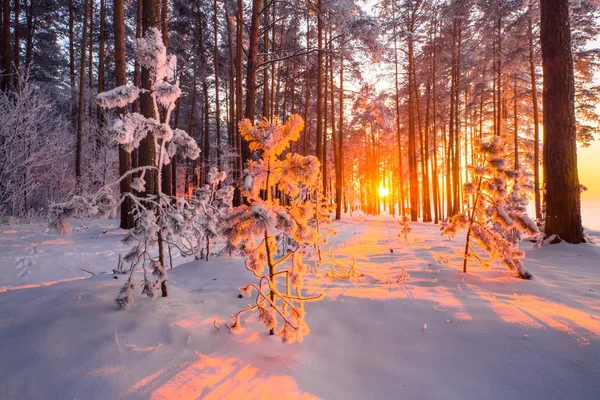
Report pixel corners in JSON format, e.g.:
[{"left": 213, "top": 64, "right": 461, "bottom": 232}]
[{"left": 1, "top": 215, "right": 599, "bottom": 399}]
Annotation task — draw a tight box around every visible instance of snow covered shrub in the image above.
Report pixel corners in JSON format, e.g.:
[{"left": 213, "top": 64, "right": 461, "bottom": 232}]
[
  {"left": 0, "top": 77, "right": 73, "bottom": 218},
  {"left": 224, "top": 115, "right": 323, "bottom": 343},
  {"left": 441, "top": 136, "right": 538, "bottom": 279},
  {"left": 399, "top": 215, "right": 412, "bottom": 242},
  {"left": 162, "top": 167, "right": 234, "bottom": 261}
]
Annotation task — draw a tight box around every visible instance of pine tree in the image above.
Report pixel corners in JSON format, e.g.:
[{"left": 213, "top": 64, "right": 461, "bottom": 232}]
[
  {"left": 442, "top": 136, "right": 538, "bottom": 279},
  {"left": 224, "top": 115, "right": 323, "bottom": 343}
]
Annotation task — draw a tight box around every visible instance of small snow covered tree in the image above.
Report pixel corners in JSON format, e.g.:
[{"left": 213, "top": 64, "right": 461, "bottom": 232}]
[
  {"left": 398, "top": 215, "right": 412, "bottom": 243},
  {"left": 442, "top": 136, "right": 539, "bottom": 279},
  {"left": 49, "top": 27, "right": 200, "bottom": 308},
  {"left": 223, "top": 115, "right": 323, "bottom": 343}
]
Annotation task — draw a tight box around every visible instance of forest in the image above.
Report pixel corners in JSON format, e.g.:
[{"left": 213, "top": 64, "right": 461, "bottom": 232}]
[{"left": 0, "top": 0, "right": 599, "bottom": 399}]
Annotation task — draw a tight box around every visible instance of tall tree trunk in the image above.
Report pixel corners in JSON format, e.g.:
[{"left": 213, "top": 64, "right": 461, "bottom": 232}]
[
  {"left": 243, "top": 0, "right": 261, "bottom": 133},
  {"left": 407, "top": 15, "right": 418, "bottom": 221},
  {"left": 132, "top": 0, "right": 142, "bottom": 114},
  {"left": 302, "top": 10, "right": 310, "bottom": 156},
  {"left": 322, "top": 26, "right": 328, "bottom": 198},
  {"left": 97, "top": 0, "right": 105, "bottom": 140},
  {"left": 226, "top": 11, "right": 235, "bottom": 151},
  {"left": 513, "top": 77, "right": 518, "bottom": 171},
  {"left": 159, "top": 0, "right": 171, "bottom": 196},
  {"left": 130, "top": 0, "right": 142, "bottom": 171},
  {"left": 68, "top": 0, "right": 75, "bottom": 105},
  {"left": 13, "top": 0, "right": 20, "bottom": 87},
  {"left": 213, "top": 0, "right": 221, "bottom": 170},
  {"left": 203, "top": 79, "right": 210, "bottom": 183},
  {"left": 392, "top": 2, "right": 405, "bottom": 216},
  {"left": 88, "top": 0, "right": 94, "bottom": 138},
  {"left": 24, "top": 0, "right": 34, "bottom": 74},
  {"left": 2, "top": 0, "right": 11, "bottom": 90},
  {"left": 76, "top": 0, "right": 90, "bottom": 186},
  {"left": 528, "top": 15, "right": 542, "bottom": 220},
  {"left": 232, "top": 0, "right": 243, "bottom": 206},
  {"left": 114, "top": 0, "right": 133, "bottom": 229},
  {"left": 539, "top": 0, "right": 584, "bottom": 243},
  {"left": 315, "top": 0, "right": 323, "bottom": 170},
  {"left": 335, "top": 35, "right": 344, "bottom": 220}
]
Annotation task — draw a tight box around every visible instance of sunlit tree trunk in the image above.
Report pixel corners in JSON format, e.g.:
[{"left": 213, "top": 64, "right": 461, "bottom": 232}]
[
  {"left": 335, "top": 35, "right": 344, "bottom": 220},
  {"left": 528, "top": 15, "right": 542, "bottom": 220},
  {"left": 243, "top": 0, "right": 261, "bottom": 164},
  {"left": 392, "top": 2, "right": 405, "bottom": 216},
  {"left": 316, "top": 0, "right": 323, "bottom": 174},
  {"left": 303, "top": 10, "right": 310, "bottom": 156}
]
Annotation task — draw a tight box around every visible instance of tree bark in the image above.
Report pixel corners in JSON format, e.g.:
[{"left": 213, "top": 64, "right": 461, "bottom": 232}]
[
  {"left": 2, "top": 0, "right": 11, "bottom": 90},
  {"left": 114, "top": 0, "right": 133, "bottom": 229},
  {"left": 335, "top": 35, "right": 344, "bottom": 220},
  {"left": 13, "top": 0, "right": 20, "bottom": 87},
  {"left": 392, "top": 2, "right": 404, "bottom": 216},
  {"left": 316, "top": 0, "right": 324, "bottom": 170},
  {"left": 539, "top": 0, "right": 584, "bottom": 243},
  {"left": 243, "top": 0, "right": 262, "bottom": 152},
  {"left": 213, "top": 0, "right": 221, "bottom": 170},
  {"left": 76, "top": 0, "right": 90, "bottom": 186},
  {"left": 528, "top": 14, "right": 542, "bottom": 220}
]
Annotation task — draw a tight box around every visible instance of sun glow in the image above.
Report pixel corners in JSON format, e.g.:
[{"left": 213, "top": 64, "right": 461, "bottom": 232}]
[{"left": 378, "top": 185, "right": 389, "bottom": 198}]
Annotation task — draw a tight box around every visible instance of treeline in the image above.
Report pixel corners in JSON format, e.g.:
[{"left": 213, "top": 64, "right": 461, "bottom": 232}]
[{"left": 0, "top": 0, "right": 597, "bottom": 243}]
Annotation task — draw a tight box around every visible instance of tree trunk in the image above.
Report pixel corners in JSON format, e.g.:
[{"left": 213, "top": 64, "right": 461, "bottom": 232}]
[
  {"left": 513, "top": 77, "right": 518, "bottom": 171},
  {"left": 528, "top": 15, "right": 542, "bottom": 220},
  {"left": 114, "top": 0, "right": 133, "bottom": 229},
  {"left": 88, "top": 0, "right": 94, "bottom": 139},
  {"left": 13, "top": 0, "right": 20, "bottom": 87},
  {"left": 243, "top": 0, "right": 261, "bottom": 151},
  {"left": 2, "top": 0, "right": 11, "bottom": 90},
  {"left": 213, "top": 0, "right": 221, "bottom": 170},
  {"left": 97, "top": 0, "right": 105, "bottom": 138},
  {"left": 24, "top": 0, "right": 34, "bottom": 74},
  {"left": 335, "top": 36, "right": 344, "bottom": 220},
  {"left": 76, "top": 0, "right": 90, "bottom": 186},
  {"left": 407, "top": 19, "right": 418, "bottom": 221},
  {"left": 392, "top": 2, "right": 404, "bottom": 216},
  {"left": 303, "top": 10, "right": 310, "bottom": 156},
  {"left": 159, "top": 0, "right": 171, "bottom": 196},
  {"left": 539, "top": 0, "right": 584, "bottom": 243},
  {"left": 315, "top": 0, "right": 323, "bottom": 170}
]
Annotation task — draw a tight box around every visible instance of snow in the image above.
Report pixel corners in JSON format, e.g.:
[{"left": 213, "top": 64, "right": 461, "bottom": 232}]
[{"left": 1, "top": 215, "right": 600, "bottom": 399}]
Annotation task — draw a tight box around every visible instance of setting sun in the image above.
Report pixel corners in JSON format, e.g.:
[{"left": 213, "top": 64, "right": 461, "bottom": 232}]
[{"left": 378, "top": 185, "right": 389, "bottom": 198}]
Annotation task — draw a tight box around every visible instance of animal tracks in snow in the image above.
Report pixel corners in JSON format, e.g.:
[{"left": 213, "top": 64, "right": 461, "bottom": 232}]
[{"left": 14, "top": 257, "right": 32, "bottom": 278}]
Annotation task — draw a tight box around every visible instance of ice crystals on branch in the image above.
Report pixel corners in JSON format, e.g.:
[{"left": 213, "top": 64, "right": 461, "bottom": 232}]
[{"left": 95, "top": 85, "right": 140, "bottom": 109}]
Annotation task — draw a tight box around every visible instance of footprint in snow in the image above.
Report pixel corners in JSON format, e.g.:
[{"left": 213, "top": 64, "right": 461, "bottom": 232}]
[{"left": 15, "top": 257, "right": 32, "bottom": 278}]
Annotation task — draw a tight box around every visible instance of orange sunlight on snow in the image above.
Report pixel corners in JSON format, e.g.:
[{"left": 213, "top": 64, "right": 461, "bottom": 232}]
[
  {"left": 125, "top": 354, "right": 321, "bottom": 400},
  {"left": 0, "top": 276, "right": 91, "bottom": 293}
]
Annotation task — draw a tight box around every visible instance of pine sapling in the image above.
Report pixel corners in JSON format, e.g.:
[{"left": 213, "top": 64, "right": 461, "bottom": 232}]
[
  {"left": 223, "top": 115, "right": 323, "bottom": 343},
  {"left": 442, "top": 136, "right": 538, "bottom": 279},
  {"left": 399, "top": 214, "right": 412, "bottom": 243}
]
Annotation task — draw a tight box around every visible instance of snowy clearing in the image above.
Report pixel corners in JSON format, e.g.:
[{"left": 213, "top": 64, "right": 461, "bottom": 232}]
[{"left": 1, "top": 215, "right": 599, "bottom": 399}]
